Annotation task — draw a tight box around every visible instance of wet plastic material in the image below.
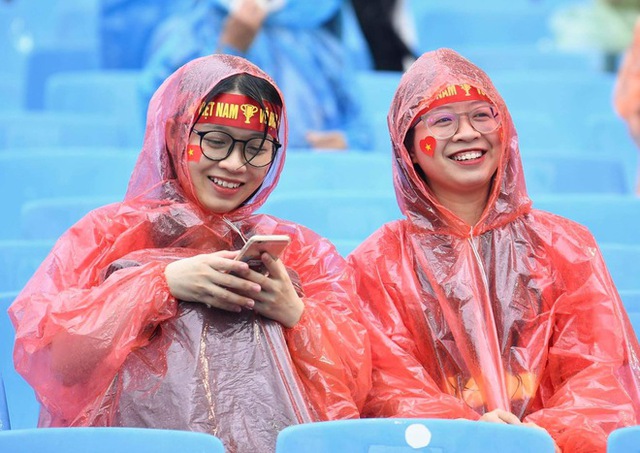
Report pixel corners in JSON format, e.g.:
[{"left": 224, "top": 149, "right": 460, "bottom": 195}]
[
  {"left": 9, "top": 55, "right": 371, "bottom": 453},
  {"left": 348, "top": 49, "right": 640, "bottom": 453}
]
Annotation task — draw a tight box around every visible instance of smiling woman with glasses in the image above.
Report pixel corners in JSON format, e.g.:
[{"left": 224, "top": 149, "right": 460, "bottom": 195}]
[
  {"left": 9, "top": 54, "right": 372, "bottom": 453},
  {"left": 347, "top": 48, "right": 640, "bottom": 453}
]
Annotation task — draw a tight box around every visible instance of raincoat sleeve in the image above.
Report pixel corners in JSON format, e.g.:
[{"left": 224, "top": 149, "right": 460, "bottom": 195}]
[
  {"left": 524, "top": 217, "right": 640, "bottom": 452},
  {"left": 347, "top": 225, "right": 480, "bottom": 420},
  {"left": 280, "top": 227, "right": 372, "bottom": 420},
  {"left": 8, "top": 207, "right": 178, "bottom": 425}
]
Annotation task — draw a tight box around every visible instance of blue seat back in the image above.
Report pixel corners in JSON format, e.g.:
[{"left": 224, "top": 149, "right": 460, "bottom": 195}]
[
  {"left": 0, "top": 150, "right": 135, "bottom": 239},
  {"left": 0, "top": 373, "right": 10, "bottom": 431},
  {"left": 600, "top": 244, "right": 640, "bottom": 292},
  {"left": 0, "top": 292, "right": 39, "bottom": 429},
  {"left": 276, "top": 419, "right": 556, "bottom": 452},
  {"left": 0, "top": 112, "right": 136, "bottom": 150},
  {"left": 0, "top": 241, "right": 54, "bottom": 292},
  {"left": 607, "top": 426, "right": 640, "bottom": 453},
  {"left": 44, "top": 70, "right": 145, "bottom": 146},
  {"left": 0, "top": 427, "right": 225, "bottom": 453},
  {"left": 260, "top": 190, "right": 401, "bottom": 242},
  {"left": 21, "top": 197, "right": 115, "bottom": 241},
  {"left": 274, "top": 151, "right": 394, "bottom": 195},
  {"left": 523, "top": 155, "right": 630, "bottom": 195},
  {"left": 533, "top": 195, "right": 640, "bottom": 245}
]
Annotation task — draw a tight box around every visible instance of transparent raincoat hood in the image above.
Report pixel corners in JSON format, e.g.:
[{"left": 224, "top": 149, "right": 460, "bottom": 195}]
[
  {"left": 349, "top": 49, "right": 640, "bottom": 452},
  {"left": 9, "top": 54, "right": 371, "bottom": 453}
]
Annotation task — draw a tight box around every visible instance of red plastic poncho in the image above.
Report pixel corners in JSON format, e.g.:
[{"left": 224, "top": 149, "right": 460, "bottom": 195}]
[
  {"left": 9, "top": 54, "right": 371, "bottom": 452},
  {"left": 347, "top": 49, "right": 640, "bottom": 452}
]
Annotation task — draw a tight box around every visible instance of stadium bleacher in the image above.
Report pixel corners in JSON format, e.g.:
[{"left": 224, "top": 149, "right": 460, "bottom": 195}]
[{"left": 1, "top": 0, "right": 639, "bottom": 449}]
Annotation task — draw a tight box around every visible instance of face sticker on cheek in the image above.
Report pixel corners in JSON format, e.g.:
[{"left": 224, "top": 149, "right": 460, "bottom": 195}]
[
  {"left": 419, "top": 136, "right": 437, "bottom": 158},
  {"left": 186, "top": 144, "right": 202, "bottom": 163}
]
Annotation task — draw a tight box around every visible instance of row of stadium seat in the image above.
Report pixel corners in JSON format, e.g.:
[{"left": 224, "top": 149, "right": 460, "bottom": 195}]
[{"left": 1, "top": 372, "right": 639, "bottom": 452}]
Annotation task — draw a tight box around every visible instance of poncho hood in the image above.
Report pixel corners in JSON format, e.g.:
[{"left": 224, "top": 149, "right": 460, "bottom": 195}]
[
  {"left": 388, "top": 48, "right": 532, "bottom": 236},
  {"left": 126, "top": 53, "right": 287, "bottom": 221}
]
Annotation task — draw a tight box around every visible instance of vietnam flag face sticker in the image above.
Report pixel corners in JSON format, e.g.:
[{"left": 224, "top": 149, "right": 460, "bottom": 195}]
[
  {"left": 419, "top": 136, "right": 437, "bottom": 157},
  {"left": 187, "top": 144, "right": 202, "bottom": 163}
]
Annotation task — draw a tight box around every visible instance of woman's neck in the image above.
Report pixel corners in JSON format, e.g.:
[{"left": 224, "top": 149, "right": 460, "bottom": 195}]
[{"left": 432, "top": 188, "right": 490, "bottom": 227}]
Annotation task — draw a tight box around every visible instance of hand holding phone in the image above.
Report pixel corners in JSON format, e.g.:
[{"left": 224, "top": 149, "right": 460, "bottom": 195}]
[{"left": 235, "top": 235, "right": 291, "bottom": 275}]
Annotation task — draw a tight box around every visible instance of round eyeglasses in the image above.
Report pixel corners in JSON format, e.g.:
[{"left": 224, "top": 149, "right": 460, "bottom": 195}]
[
  {"left": 421, "top": 104, "right": 501, "bottom": 139},
  {"left": 192, "top": 130, "right": 280, "bottom": 168}
]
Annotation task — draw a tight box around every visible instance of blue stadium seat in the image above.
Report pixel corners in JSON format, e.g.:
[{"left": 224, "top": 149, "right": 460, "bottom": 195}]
[
  {"left": 0, "top": 291, "right": 39, "bottom": 429},
  {"left": 0, "top": 112, "right": 136, "bottom": 149},
  {"left": 0, "top": 241, "right": 54, "bottom": 292},
  {"left": 0, "top": 293, "right": 18, "bottom": 374},
  {"left": 24, "top": 47, "right": 100, "bottom": 110},
  {"left": 354, "top": 71, "right": 401, "bottom": 118},
  {"left": 331, "top": 239, "right": 361, "bottom": 257},
  {"left": 21, "top": 196, "right": 115, "bottom": 241},
  {"left": 620, "top": 290, "right": 640, "bottom": 340},
  {"left": 600, "top": 244, "right": 640, "bottom": 292},
  {"left": 260, "top": 190, "right": 401, "bottom": 243},
  {"left": 352, "top": 70, "right": 401, "bottom": 153},
  {"left": 620, "top": 290, "right": 640, "bottom": 313},
  {"left": 273, "top": 151, "right": 394, "bottom": 196},
  {"left": 607, "top": 426, "right": 640, "bottom": 453},
  {"left": 491, "top": 71, "right": 616, "bottom": 121},
  {"left": 276, "top": 419, "right": 556, "bottom": 452},
  {"left": 461, "top": 46, "right": 599, "bottom": 74},
  {"left": 411, "top": 9, "right": 551, "bottom": 52},
  {"left": 522, "top": 154, "right": 630, "bottom": 195},
  {"left": 0, "top": 427, "right": 225, "bottom": 453},
  {"left": 0, "top": 373, "right": 9, "bottom": 431},
  {"left": 515, "top": 112, "right": 637, "bottom": 187},
  {"left": 0, "top": 75, "right": 23, "bottom": 112},
  {"left": 0, "top": 150, "right": 135, "bottom": 239},
  {"left": 533, "top": 195, "right": 640, "bottom": 245},
  {"left": 44, "top": 70, "right": 145, "bottom": 146}
]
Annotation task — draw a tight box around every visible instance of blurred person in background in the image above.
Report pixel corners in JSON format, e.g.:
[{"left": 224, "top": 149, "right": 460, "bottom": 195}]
[
  {"left": 139, "top": 0, "right": 372, "bottom": 151},
  {"left": 614, "top": 16, "right": 640, "bottom": 194},
  {"left": 551, "top": 0, "right": 640, "bottom": 72},
  {"left": 350, "top": 0, "right": 416, "bottom": 71}
]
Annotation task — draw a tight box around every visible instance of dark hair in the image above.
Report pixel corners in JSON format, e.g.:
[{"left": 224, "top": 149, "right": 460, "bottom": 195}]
[{"left": 192, "top": 73, "right": 283, "bottom": 142}]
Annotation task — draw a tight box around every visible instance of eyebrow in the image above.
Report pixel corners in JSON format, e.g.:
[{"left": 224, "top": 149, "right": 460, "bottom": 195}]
[
  {"left": 194, "top": 125, "right": 267, "bottom": 139},
  {"left": 428, "top": 101, "right": 492, "bottom": 114}
]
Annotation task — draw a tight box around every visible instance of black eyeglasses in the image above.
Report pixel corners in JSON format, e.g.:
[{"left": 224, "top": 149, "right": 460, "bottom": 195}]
[{"left": 191, "top": 130, "right": 280, "bottom": 168}]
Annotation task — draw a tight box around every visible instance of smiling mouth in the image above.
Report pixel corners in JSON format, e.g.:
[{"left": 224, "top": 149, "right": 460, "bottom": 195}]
[
  {"left": 450, "top": 150, "right": 484, "bottom": 161},
  {"left": 209, "top": 177, "right": 242, "bottom": 189}
]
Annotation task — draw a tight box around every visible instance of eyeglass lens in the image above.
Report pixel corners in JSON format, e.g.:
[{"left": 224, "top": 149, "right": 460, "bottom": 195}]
[
  {"left": 198, "top": 130, "right": 276, "bottom": 167},
  {"left": 423, "top": 105, "right": 500, "bottom": 139}
]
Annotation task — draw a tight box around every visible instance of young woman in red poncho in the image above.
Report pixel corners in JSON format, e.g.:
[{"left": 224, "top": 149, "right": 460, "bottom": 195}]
[
  {"left": 9, "top": 54, "right": 371, "bottom": 453},
  {"left": 347, "top": 48, "right": 640, "bottom": 452}
]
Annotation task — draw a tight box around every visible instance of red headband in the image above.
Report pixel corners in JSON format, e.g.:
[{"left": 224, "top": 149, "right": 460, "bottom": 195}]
[
  {"left": 425, "top": 83, "right": 492, "bottom": 111},
  {"left": 195, "top": 93, "right": 281, "bottom": 138}
]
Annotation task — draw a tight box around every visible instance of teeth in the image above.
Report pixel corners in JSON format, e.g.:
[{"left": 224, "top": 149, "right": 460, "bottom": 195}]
[
  {"left": 211, "top": 177, "right": 241, "bottom": 189},
  {"left": 452, "top": 151, "right": 483, "bottom": 161}
]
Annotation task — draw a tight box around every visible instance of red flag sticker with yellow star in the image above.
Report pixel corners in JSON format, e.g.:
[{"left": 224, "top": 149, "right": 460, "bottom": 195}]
[
  {"left": 419, "top": 136, "right": 436, "bottom": 157},
  {"left": 187, "top": 144, "right": 202, "bottom": 163}
]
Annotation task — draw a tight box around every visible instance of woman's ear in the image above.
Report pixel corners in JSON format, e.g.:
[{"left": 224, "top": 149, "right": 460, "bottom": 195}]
[
  {"left": 404, "top": 128, "right": 418, "bottom": 163},
  {"left": 164, "top": 117, "right": 190, "bottom": 162}
]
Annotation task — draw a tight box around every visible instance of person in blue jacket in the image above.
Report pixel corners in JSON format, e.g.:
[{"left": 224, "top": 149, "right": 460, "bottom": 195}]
[{"left": 140, "top": 0, "right": 372, "bottom": 151}]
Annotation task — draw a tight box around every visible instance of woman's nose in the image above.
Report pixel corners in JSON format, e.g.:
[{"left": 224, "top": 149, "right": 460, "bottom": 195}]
[{"left": 452, "top": 114, "right": 481, "bottom": 140}]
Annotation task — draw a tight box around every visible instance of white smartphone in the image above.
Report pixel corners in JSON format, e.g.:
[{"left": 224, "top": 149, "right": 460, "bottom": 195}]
[{"left": 235, "top": 234, "right": 291, "bottom": 274}]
